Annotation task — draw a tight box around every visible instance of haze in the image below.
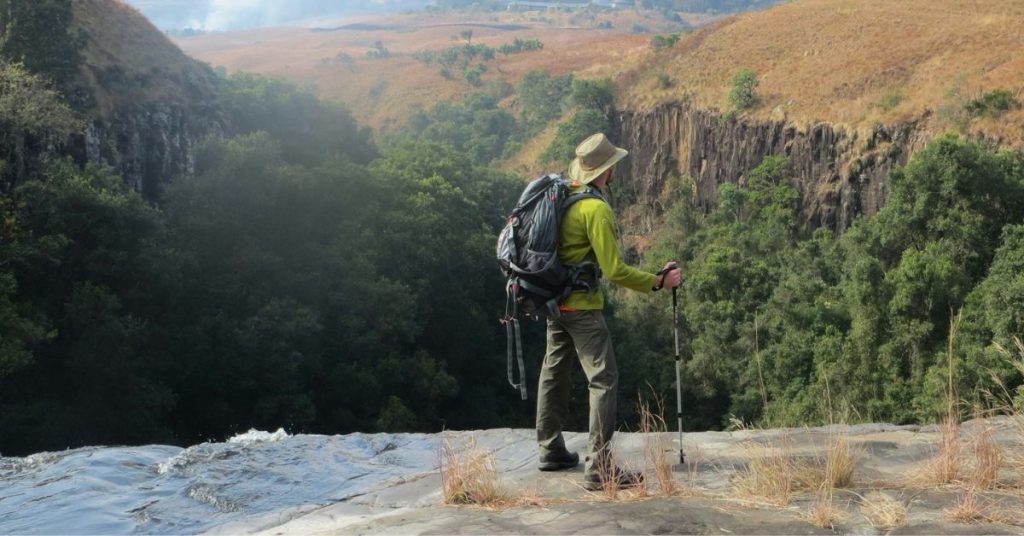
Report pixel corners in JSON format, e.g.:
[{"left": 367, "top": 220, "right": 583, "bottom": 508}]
[{"left": 125, "top": 0, "right": 430, "bottom": 31}]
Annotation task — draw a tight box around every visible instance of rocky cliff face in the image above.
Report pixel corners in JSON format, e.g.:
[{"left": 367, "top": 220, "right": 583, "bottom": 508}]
[
  {"left": 615, "top": 102, "right": 933, "bottom": 232},
  {"left": 78, "top": 104, "right": 223, "bottom": 200}
]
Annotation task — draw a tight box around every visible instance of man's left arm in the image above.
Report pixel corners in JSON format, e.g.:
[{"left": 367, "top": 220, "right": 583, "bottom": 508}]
[{"left": 585, "top": 201, "right": 657, "bottom": 293}]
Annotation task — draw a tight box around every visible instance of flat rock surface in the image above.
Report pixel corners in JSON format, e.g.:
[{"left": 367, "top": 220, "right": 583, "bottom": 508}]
[{"left": 246, "top": 419, "right": 1024, "bottom": 535}]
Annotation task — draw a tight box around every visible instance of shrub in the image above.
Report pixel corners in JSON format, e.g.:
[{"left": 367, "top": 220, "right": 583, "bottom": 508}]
[
  {"left": 412, "top": 49, "right": 434, "bottom": 65},
  {"left": 650, "top": 33, "right": 680, "bottom": 51},
  {"left": 570, "top": 78, "right": 614, "bottom": 111},
  {"left": 464, "top": 63, "right": 486, "bottom": 87},
  {"left": 728, "top": 68, "right": 759, "bottom": 111},
  {"left": 875, "top": 90, "right": 904, "bottom": 112},
  {"left": 540, "top": 109, "right": 609, "bottom": 164},
  {"left": 657, "top": 73, "right": 673, "bottom": 89},
  {"left": 365, "top": 41, "right": 390, "bottom": 60},
  {"left": 517, "top": 70, "right": 574, "bottom": 130},
  {"left": 369, "top": 80, "right": 388, "bottom": 98},
  {"left": 965, "top": 89, "right": 1018, "bottom": 118},
  {"left": 498, "top": 37, "right": 543, "bottom": 55}
]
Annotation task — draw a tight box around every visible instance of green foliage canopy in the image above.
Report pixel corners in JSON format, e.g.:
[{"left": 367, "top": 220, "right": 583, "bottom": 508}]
[{"left": 728, "top": 68, "right": 759, "bottom": 111}]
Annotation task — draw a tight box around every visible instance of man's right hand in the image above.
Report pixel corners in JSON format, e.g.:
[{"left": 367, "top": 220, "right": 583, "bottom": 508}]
[{"left": 656, "top": 262, "right": 682, "bottom": 289}]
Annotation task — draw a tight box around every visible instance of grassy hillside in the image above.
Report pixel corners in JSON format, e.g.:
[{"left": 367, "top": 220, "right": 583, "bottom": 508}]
[
  {"left": 174, "top": 9, "right": 686, "bottom": 132},
  {"left": 173, "top": 0, "right": 1024, "bottom": 148},
  {"left": 620, "top": 0, "right": 1024, "bottom": 142},
  {"left": 73, "top": 0, "right": 221, "bottom": 116}
]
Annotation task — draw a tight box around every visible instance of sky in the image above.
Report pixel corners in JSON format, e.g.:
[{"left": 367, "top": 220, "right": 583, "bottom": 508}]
[{"left": 124, "top": 0, "right": 430, "bottom": 31}]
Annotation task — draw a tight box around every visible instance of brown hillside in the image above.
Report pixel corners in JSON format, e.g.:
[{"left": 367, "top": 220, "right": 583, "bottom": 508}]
[
  {"left": 172, "top": 1, "right": 1023, "bottom": 145},
  {"left": 621, "top": 0, "right": 1024, "bottom": 143},
  {"left": 173, "top": 10, "right": 681, "bottom": 132},
  {"left": 74, "top": 0, "right": 221, "bottom": 117}
]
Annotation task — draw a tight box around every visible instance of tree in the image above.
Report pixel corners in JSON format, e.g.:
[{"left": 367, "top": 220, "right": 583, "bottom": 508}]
[
  {"left": 0, "top": 272, "right": 48, "bottom": 378},
  {"left": 728, "top": 68, "right": 759, "bottom": 111},
  {"left": 405, "top": 92, "right": 517, "bottom": 164},
  {"left": 0, "top": 61, "right": 82, "bottom": 188},
  {"left": 221, "top": 72, "right": 374, "bottom": 166},
  {"left": 0, "top": 0, "right": 82, "bottom": 89},
  {"left": 540, "top": 109, "right": 610, "bottom": 164},
  {"left": 517, "top": 70, "right": 573, "bottom": 132},
  {"left": 0, "top": 159, "right": 172, "bottom": 453},
  {"left": 570, "top": 78, "right": 614, "bottom": 112}
]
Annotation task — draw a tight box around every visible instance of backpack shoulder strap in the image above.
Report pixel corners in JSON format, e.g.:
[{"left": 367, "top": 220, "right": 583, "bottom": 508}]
[{"left": 563, "top": 186, "right": 606, "bottom": 211}]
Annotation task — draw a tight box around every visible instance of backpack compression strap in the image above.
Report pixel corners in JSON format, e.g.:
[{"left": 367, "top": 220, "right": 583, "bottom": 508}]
[{"left": 504, "top": 279, "right": 528, "bottom": 400}]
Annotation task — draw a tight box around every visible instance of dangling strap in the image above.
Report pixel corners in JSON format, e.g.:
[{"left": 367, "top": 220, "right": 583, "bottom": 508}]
[
  {"left": 512, "top": 318, "right": 526, "bottom": 400},
  {"left": 504, "top": 279, "right": 528, "bottom": 400}
]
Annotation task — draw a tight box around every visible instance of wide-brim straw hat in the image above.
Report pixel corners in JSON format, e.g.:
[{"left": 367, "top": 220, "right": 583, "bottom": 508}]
[{"left": 566, "top": 133, "right": 628, "bottom": 184}]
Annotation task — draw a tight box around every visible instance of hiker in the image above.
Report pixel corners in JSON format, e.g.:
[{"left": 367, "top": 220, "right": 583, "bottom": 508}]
[{"left": 536, "top": 132, "right": 681, "bottom": 491}]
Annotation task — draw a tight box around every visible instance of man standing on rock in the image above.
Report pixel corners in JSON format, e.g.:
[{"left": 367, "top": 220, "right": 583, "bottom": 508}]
[{"left": 536, "top": 132, "right": 681, "bottom": 490}]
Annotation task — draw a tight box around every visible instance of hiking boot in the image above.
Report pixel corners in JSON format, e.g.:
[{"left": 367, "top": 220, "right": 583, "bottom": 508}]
[
  {"left": 538, "top": 450, "right": 580, "bottom": 471},
  {"left": 582, "top": 468, "right": 644, "bottom": 491}
]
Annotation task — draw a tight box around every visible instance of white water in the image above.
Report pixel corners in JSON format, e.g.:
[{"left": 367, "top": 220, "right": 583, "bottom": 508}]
[{"left": 0, "top": 429, "right": 440, "bottom": 535}]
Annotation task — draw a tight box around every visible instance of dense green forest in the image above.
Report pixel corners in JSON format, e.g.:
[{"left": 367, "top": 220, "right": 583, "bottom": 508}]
[
  {"left": 0, "top": 54, "right": 529, "bottom": 453},
  {"left": 2, "top": 2, "right": 1023, "bottom": 456},
  {"left": 618, "top": 145, "right": 1024, "bottom": 429}
]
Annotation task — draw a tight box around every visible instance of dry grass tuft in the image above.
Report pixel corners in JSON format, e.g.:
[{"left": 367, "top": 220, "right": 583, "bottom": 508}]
[
  {"left": 681, "top": 444, "right": 703, "bottom": 494},
  {"left": 992, "top": 337, "right": 1024, "bottom": 486},
  {"left": 733, "top": 439, "right": 796, "bottom": 506},
  {"left": 966, "top": 419, "right": 1003, "bottom": 489},
  {"left": 801, "top": 486, "right": 847, "bottom": 530},
  {"left": 823, "top": 434, "right": 857, "bottom": 489},
  {"left": 513, "top": 482, "right": 548, "bottom": 508},
  {"left": 919, "top": 415, "right": 961, "bottom": 486},
  {"left": 858, "top": 491, "right": 908, "bottom": 530},
  {"left": 585, "top": 457, "right": 638, "bottom": 504},
  {"left": 797, "top": 434, "right": 856, "bottom": 529},
  {"left": 945, "top": 488, "right": 987, "bottom": 523},
  {"left": 439, "top": 436, "right": 508, "bottom": 506},
  {"left": 638, "top": 396, "right": 679, "bottom": 497},
  {"left": 732, "top": 429, "right": 859, "bottom": 507},
  {"left": 917, "top": 311, "right": 965, "bottom": 487},
  {"left": 737, "top": 432, "right": 856, "bottom": 508},
  {"left": 944, "top": 487, "right": 1015, "bottom": 524}
]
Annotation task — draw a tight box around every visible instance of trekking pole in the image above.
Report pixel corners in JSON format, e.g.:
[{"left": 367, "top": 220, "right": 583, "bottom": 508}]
[
  {"left": 657, "top": 262, "right": 685, "bottom": 467},
  {"left": 673, "top": 283, "right": 685, "bottom": 466}
]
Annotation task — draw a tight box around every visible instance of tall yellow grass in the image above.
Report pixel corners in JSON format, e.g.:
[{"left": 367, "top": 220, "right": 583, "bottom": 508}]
[
  {"left": 638, "top": 396, "right": 678, "bottom": 497},
  {"left": 918, "top": 311, "right": 963, "bottom": 486},
  {"left": 823, "top": 434, "right": 856, "bottom": 489},
  {"left": 439, "top": 436, "right": 508, "bottom": 506},
  {"left": 966, "top": 417, "right": 1002, "bottom": 489},
  {"left": 732, "top": 438, "right": 796, "bottom": 506},
  {"left": 992, "top": 337, "right": 1024, "bottom": 485}
]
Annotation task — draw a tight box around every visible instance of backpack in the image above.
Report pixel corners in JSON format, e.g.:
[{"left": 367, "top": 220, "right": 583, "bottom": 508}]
[{"left": 496, "top": 173, "right": 604, "bottom": 399}]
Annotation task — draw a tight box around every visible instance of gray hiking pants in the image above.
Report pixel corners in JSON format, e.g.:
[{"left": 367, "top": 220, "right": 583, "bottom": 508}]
[{"left": 535, "top": 309, "right": 617, "bottom": 477}]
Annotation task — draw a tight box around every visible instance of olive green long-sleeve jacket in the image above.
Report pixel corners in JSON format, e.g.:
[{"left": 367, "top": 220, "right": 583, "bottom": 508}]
[{"left": 558, "top": 189, "right": 657, "bottom": 310}]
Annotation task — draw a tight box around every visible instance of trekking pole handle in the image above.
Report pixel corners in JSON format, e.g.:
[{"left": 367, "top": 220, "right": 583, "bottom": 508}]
[
  {"left": 655, "top": 262, "right": 679, "bottom": 292},
  {"left": 655, "top": 262, "right": 678, "bottom": 276}
]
